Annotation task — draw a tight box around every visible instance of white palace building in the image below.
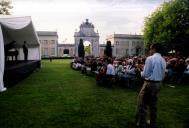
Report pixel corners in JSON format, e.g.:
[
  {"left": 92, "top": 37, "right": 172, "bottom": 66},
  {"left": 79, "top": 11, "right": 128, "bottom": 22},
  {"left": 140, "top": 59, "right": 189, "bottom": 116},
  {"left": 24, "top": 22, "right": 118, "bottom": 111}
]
[{"left": 38, "top": 19, "right": 145, "bottom": 58}]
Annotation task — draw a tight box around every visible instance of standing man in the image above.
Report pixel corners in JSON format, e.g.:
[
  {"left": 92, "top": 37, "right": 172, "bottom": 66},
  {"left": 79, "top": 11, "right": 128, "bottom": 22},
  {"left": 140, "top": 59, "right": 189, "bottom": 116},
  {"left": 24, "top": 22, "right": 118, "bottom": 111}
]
[
  {"left": 136, "top": 43, "right": 166, "bottom": 128},
  {"left": 22, "top": 41, "right": 28, "bottom": 61}
]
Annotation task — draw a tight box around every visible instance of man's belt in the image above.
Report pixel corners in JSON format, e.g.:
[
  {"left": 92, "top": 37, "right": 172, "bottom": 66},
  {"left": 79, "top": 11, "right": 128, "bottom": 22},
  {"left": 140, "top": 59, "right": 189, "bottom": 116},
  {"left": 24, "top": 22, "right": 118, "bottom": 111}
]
[{"left": 144, "top": 80, "right": 161, "bottom": 83}]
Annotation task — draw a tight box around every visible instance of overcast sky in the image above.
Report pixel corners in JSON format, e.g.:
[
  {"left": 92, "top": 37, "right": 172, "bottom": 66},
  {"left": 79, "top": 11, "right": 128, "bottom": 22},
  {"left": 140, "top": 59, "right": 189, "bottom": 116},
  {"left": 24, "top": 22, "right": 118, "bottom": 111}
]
[{"left": 11, "top": 0, "right": 168, "bottom": 44}]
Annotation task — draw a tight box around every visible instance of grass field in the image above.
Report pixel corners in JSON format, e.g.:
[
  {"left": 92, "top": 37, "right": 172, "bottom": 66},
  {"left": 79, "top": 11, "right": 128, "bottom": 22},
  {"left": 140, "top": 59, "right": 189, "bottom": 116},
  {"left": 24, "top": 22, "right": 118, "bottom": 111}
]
[{"left": 0, "top": 59, "right": 188, "bottom": 128}]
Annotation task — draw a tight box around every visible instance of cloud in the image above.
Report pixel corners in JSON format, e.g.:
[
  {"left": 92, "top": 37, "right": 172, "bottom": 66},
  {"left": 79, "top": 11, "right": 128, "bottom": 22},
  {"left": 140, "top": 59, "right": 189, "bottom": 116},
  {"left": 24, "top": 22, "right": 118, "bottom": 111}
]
[{"left": 11, "top": 0, "right": 165, "bottom": 43}]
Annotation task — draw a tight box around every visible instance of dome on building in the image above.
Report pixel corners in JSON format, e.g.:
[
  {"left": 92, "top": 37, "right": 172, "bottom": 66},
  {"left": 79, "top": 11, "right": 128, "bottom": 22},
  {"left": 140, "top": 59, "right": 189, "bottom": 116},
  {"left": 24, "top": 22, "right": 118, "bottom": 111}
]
[{"left": 80, "top": 19, "right": 94, "bottom": 28}]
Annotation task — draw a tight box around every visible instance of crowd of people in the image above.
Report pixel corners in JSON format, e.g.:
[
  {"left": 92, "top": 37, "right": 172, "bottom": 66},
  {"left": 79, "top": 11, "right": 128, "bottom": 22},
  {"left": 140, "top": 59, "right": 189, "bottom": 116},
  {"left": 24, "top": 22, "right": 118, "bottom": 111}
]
[
  {"left": 71, "top": 54, "right": 189, "bottom": 87},
  {"left": 70, "top": 44, "right": 189, "bottom": 128}
]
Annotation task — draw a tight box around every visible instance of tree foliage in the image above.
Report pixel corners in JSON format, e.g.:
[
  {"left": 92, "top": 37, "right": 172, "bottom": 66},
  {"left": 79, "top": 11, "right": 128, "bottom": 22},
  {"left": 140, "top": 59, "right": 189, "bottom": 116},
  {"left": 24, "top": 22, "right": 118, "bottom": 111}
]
[
  {"left": 84, "top": 44, "right": 91, "bottom": 55},
  {"left": 143, "top": 0, "right": 189, "bottom": 56},
  {"left": 0, "top": 0, "right": 13, "bottom": 15},
  {"left": 78, "top": 39, "right": 85, "bottom": 58},
  {"left": 104, "top": 41, "right": 112, "bottom": 57}
]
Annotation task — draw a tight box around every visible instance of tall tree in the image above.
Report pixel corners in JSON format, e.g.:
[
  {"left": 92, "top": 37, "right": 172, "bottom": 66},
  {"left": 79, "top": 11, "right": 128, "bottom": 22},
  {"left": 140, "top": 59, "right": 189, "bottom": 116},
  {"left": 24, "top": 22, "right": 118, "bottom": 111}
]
[
  {"left": 78, "top": 39, "right": 85, "bottom": 58},
  {"left": 104, "top": 41, "right": 112, "bottom": 57},
  {"left": 0, "top": 0, "right": 13, "bottom": 15},
  {"left": 143, "top": 0, "right": 189, "bottom": 56}
]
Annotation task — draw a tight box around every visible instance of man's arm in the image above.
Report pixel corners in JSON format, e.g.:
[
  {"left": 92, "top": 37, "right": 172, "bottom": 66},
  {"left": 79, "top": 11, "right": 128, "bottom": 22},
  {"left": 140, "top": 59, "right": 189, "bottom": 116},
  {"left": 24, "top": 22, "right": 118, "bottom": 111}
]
[{"left": 141, "top": 57, "right": 152, "bottom": 79}]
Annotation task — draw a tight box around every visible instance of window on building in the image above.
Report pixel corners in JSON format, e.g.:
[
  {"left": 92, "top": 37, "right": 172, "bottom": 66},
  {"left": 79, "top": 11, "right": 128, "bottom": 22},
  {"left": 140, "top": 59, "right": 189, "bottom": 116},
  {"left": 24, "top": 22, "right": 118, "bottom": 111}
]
[
  {"left": 125, "top": 49, "right": 128, "bottom": 55},
  {"left": 51, "top": 40, "right": 55, "bottom": 45},
  {"left": 132, "top": 41, "right": 135, "bottom": 47},
  {"left": 136, "top": 41, "right": 139, "bottom": 45},
  {"left": 51, "top": 48, "right": 55, "bottom": 56},
  {"left": 44, "top": 40, "right": 48, "bottom": 45},
  {"left": 44, "top": 48, "right": 48, "bottom": 56}
]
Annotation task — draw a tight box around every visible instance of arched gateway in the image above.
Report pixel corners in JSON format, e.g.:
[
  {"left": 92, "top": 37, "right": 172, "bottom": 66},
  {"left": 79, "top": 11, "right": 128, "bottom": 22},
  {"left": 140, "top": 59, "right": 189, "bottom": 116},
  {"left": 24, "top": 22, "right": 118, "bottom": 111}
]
[{"left": 74, "top": 19, "right": 99, "bottom": 57}]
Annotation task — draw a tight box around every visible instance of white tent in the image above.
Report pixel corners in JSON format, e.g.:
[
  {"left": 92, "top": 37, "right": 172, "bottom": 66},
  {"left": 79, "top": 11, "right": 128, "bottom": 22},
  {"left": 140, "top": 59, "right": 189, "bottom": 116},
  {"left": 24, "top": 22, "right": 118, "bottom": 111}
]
[{"left": 0, "top": 16, "right": 40, "bottom": 92}]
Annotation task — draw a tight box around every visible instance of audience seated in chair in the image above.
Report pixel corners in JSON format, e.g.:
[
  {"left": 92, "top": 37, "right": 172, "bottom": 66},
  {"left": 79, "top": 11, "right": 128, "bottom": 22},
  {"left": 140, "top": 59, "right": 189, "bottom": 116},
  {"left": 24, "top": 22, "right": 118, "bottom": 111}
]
[
  {"left": 105, "top": 58, "right": 115, "bottom": 87},
  {"left": 121, "top": 59, "right": 137, "bottom": 88}
]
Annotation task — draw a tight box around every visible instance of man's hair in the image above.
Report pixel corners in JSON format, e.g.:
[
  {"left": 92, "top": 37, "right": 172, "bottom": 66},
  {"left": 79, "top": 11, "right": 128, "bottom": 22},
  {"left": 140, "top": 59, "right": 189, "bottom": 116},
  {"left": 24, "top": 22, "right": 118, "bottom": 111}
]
[
  {"left": 107, "top": 58, "right": 112, "bottom": 64},
  {"left": 151, "top": 43, "right": 162, "bottom": 53}
]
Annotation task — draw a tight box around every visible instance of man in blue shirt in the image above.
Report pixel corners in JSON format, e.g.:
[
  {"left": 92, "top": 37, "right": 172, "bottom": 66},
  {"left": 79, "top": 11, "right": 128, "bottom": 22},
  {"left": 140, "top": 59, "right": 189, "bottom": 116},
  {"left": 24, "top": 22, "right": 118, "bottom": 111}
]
[{"left": 136, "top": 43, "right": 166, "bottom": 128}]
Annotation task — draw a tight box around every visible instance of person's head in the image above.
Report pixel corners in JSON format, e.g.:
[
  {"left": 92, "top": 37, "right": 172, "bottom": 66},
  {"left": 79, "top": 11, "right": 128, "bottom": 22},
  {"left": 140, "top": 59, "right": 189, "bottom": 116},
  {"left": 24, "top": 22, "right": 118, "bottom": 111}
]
[
  {"left": 150, "top": 43, "right": 162, "bottom": 54},
  {"left": 24, "top": 41, "right": 26, "bottom": 44},
  {"left": 127, "top": 59, "right": 133, "bottom": 65},
  {"left": 118, "top": 61, "right": 122, "bottom": 65},
  {"left": 107, "top": 58, "right": 112, "bottom": 64}
]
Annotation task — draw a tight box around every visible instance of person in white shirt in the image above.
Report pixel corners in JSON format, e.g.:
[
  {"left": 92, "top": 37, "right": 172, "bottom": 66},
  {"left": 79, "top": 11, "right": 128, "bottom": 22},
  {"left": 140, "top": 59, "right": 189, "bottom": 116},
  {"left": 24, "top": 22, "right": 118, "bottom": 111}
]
[
  {"left": 116, "top": 61, "right": 124, "bottom": 77},
  {"left": 106, "top": 58, "right": 115, "bottom": 76},
  {"left": 124, "top": 59, "right": 136, "bottom": 78}
]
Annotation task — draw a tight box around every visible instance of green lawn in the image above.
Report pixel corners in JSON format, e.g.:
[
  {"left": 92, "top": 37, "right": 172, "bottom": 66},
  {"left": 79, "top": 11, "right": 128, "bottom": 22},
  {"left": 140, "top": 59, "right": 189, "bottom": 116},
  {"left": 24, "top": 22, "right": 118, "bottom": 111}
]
[{"left": 0, "top": 60, "right": 188, "bottom": 128}]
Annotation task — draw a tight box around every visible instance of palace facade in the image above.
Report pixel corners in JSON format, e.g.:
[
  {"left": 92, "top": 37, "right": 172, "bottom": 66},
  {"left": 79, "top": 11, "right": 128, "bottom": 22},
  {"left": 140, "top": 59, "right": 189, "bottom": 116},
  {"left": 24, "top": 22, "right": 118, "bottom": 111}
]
[
  {"left": 106, "top": 34, "right": 144, "bottom": 57},
  {"left": 37, "top": 20, "right": 144, "bottom": 58}
]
